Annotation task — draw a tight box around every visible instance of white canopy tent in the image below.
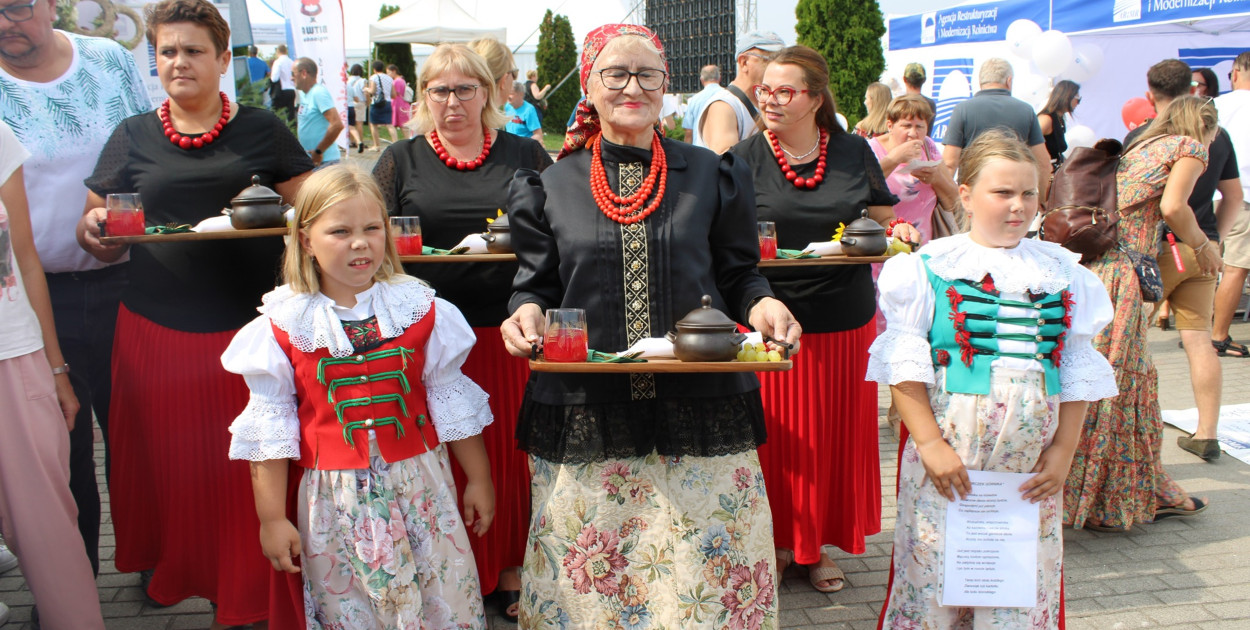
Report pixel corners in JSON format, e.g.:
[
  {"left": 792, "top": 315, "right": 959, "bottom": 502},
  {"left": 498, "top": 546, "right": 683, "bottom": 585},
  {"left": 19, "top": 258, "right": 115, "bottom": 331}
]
[{"left": 368, "top": 0, "right": 506, "bottom": 45}]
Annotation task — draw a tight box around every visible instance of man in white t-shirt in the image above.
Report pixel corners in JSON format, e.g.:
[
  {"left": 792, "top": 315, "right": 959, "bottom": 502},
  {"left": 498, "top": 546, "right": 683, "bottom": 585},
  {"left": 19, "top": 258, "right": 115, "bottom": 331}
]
[
  {"left": 270, "top": 44, "right": 296, "bottom": 121},
  {"left": 0, "top": 0, "right": 149, "bottom": 599},
  {"left": 1210, "top": 52, "right": 1250, "bottom": 404},
  {"left": 683, "top": 64, "right": 722, "bottom": 143}
]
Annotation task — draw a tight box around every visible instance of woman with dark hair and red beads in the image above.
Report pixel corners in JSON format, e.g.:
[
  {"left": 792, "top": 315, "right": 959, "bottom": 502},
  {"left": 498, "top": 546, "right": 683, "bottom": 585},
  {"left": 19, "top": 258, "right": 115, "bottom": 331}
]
[
  {"left": 499, "top": 24, "right": 801, "bottom": 629},
  {"left": 730, "top": 45, "right": 911, "bottom": 593},
  {"left": 76, "top": 1, "right": 312, "bottom": 627}
]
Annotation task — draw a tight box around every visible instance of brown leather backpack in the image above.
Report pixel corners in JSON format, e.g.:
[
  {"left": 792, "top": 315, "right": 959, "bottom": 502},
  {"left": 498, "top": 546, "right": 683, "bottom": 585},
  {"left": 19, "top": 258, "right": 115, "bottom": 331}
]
[{"left": 1039, "top": 139, "right": 1123, "bottom": 264}]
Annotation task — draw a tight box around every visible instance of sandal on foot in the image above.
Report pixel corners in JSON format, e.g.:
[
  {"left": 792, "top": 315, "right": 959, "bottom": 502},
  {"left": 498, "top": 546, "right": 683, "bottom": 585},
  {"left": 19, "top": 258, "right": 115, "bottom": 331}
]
[
  {"left": 808, "top": 561, "right": 846, "bottom": 593},
  {"left": 1083, "top": 521, "right": 1130, "bottom": 533},
  {"left": 1177, "top": 435, "right": 1221, "bottom": 460},
  {"left": 1155, "top": 497, "right": 1209, "bottom": 520},
  {"left": 492, "top": 589, "right": 521, "bottom": 624},
  {"left": 775, "top": 549, "right": 794, "bottom": 575},
  {"left": 1212, "top": 336, "right": 1250, "bottom": 357}
]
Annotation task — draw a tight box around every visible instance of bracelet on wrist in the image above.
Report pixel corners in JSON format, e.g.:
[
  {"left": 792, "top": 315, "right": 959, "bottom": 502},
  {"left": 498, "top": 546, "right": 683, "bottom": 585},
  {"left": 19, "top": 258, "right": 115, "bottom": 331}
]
[
  {"left": 886, "top": 218, "right": 913, "bottom": 237},
  {"left": 1194, "top": 239, "right": 1212, "bottom": 255},
  {"left": 51, "top": 363, "right": 70, "bottom": 375}
]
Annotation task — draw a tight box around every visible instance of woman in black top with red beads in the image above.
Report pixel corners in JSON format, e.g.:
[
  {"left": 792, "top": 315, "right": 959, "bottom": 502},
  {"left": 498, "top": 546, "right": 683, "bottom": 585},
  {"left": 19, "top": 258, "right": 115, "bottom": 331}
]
[{"left": 731, "top": 45, "right": 909, "bottom": 594}]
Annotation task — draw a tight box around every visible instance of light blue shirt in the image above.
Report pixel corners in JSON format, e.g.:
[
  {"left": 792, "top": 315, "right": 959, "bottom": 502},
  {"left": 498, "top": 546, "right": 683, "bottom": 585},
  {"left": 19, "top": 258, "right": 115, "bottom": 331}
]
[
  {"left": 297, "top": 83, "right": 340, "bottom": 162},
  {"left": 505, "top": 101, "right": 542, "bottom": 137},
  {"left": 682, "top": 83, "right": 722, "bottom": 132}
]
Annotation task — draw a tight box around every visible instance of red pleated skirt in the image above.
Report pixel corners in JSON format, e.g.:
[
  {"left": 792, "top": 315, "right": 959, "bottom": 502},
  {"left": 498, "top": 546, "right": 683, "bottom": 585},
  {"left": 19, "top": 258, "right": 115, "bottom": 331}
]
[
  {"left": 451, "top": 326, "right": 531, "bottom": 595},
  {"left": 109, "top": 305, "right": 270, "bottom": 625},
  {"left": 756, "top": 321, "right": 882, "bottom": 563}
]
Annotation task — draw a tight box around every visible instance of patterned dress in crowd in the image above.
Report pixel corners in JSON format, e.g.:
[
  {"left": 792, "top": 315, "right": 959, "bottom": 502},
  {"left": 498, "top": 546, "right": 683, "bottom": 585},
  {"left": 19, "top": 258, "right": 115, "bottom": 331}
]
[{"left": 1063, "top": 135, "right": 1208, "bottom": 530}]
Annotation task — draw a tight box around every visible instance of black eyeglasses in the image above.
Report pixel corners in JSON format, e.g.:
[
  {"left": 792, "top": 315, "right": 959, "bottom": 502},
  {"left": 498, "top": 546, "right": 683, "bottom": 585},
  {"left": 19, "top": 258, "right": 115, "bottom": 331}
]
[
  {"left": 597, "top": 68, "right": 667, "bottom": 91},
  {"left": 753, "top": 84, "right": 810, "bottom": 106},
  {"left": 0, "top": 0, "right": 38, "bottom": 23},
  {"left": 425, "top": 84, "right": 480, "bottom": 103}
]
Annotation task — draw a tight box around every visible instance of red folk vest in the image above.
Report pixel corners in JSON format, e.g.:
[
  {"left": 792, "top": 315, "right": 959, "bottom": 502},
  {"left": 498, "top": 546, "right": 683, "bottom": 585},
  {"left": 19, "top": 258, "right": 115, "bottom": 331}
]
[{"left": 271, "top": 306, "right": 439, "bottom": 470}]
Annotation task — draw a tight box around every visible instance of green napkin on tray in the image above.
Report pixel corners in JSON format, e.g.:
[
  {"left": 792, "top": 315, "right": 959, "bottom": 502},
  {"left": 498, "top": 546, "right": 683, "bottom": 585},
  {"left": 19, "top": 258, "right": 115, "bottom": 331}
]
[
  {"left": 420, "top": 246, "right": 470, "bottom": 255},
  {"left": 144, "top": 224, "right": 193, "bottom": 235},
  {"left": 777, "top": 249, "right": 819, "bottom": 259},
  {"left": 586, "top": 349, "right": 647, "bottom": 363}
]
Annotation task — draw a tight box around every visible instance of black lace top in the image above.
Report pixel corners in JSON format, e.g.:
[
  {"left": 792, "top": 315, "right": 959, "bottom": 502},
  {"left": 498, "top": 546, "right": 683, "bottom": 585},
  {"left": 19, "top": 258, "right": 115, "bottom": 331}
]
[
  {"left": 372, "top": 131, "right": 552, "bottom": 327},
  {"left": 731, "top": 130, "right": 898, "bottom": 334},
  {"left": 84, "top": 106, "right": 313, "bottom": 332},
  {"left": 507, "top": 137, "right": 773, "bottom": 463}
]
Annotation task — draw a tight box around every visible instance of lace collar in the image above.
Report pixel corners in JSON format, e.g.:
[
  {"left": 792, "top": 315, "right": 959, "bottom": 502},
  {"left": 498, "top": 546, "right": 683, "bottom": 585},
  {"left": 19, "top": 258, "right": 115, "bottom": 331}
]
[
  {"left": 920, "top": 234, "right": 1079, "bottom": 295},
  {"left": 260, "top": 277, "right": 436, "bottom": 357}
]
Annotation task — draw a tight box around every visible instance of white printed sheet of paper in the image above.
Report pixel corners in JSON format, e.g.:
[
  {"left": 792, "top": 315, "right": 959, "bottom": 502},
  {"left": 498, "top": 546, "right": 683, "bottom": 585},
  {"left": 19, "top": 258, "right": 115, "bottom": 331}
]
[{"left": 941, "top": 470, "right": 1039, "bottom": 608}]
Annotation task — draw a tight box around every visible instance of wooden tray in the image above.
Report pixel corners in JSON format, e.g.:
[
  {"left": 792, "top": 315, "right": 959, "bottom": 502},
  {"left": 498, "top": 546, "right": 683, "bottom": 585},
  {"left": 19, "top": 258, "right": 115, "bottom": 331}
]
[
  {"left": 399, "top": 253, "right": 517, "bottom": 263},
  {"left": 758, "top": 254, "right": 889, "bottom": 267},
  {"left": 529, "top": 358, "right": 792, "bottom": 373},
  {"left": 100, "top": 227, "right": 288, "bottom": 244}
]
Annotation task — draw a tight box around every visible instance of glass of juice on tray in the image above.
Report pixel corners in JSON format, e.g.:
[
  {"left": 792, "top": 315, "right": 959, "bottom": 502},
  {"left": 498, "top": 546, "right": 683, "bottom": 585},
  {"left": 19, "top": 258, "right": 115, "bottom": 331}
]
[
  {"left": 758, "top": 220, "right": 777, "bottom": 260},
  {"left": 390, "top": 216, "right": 422, "bottom": 255},
  {"left": 543, "top": 308, "right": 588, "bottom": 362},
  {"left": 106, "top": 193, "right": 145, "bottom": 236}
]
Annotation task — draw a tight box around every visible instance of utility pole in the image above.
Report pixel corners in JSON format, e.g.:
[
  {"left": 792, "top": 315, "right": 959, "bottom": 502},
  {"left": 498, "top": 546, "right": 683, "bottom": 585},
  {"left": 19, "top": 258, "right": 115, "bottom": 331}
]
[{"left": 739, "top": 0, "right": 757, "bottom": 31}]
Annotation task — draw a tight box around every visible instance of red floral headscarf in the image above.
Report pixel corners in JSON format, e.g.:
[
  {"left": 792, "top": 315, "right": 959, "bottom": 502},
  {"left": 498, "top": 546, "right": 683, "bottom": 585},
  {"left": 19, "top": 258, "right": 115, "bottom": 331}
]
[{"left": 558, "top": 23, "right": 667, "bottom": 160}]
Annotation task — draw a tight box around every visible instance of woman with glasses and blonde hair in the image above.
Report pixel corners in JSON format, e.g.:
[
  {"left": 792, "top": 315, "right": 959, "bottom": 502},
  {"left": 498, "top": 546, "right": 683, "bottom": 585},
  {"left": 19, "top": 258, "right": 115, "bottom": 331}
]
[
  {"left": 501, "top": 24, "right": 800, "bottom": 628},
  {"left": 371, "top": 42, "right": 550, "bottom": 624},
  {"left": 1065, "top": 95, "right": 1218, "bottom": 532},
  {"left": 730, "top": 44, "right": 910, "bottom": 594}
]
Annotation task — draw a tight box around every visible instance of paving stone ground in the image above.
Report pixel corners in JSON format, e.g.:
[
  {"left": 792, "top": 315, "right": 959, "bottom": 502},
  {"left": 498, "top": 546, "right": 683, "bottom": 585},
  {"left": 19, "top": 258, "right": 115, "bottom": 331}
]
[{"left": 3, "top": 274, "right": 1249, "bottom": 629}]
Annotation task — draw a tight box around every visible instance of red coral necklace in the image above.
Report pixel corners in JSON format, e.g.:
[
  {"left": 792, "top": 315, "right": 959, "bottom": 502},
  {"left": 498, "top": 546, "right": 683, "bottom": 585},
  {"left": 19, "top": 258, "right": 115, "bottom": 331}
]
[
  {"left": 160, "top": 91, "right": 230, "bottom": 150},
  {"left": 590, "top": 131, "right": 668, "bottom": 224},
  {"left": 430, "top": 126, "right": 491, "bottom": 171},
  {"left": 766, "top": 129, "right": 827, "bottom": 189}
]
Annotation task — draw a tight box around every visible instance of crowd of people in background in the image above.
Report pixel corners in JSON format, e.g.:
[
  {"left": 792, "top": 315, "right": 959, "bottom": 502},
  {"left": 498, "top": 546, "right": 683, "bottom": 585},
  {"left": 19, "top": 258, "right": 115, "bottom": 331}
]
[{"left": 1, "top": 0, "right": 1248, "bottom": 627}]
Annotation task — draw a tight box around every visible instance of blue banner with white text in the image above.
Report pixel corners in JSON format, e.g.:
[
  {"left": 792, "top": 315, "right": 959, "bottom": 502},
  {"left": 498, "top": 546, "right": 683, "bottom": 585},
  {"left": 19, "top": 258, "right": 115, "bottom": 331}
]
[
  {"left": 888, "top": 0, "right": 1049, "bottom": 49},
  {"left": 1053, "top": 0, "right": 1250, "bottom": 32}
]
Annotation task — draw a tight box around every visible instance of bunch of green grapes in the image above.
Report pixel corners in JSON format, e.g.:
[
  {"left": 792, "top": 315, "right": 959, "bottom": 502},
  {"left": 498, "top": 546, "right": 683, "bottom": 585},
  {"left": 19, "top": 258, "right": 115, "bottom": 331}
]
[{"left": 735, "top": 342, "right": 783, "bottom": 362}]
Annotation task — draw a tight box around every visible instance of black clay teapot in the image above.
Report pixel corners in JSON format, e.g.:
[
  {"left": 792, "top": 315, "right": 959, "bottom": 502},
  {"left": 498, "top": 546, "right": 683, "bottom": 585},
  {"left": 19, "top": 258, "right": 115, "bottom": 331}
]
[
  {"left": 222, "top": 175, "right": 290, "bottom": 229},
  {"left": 483, "top": 213, "right": 513, "bottom": 254},
  {"left": 839, "top": 209, "right": 888, "bottom": 256},
  {"left": 664, "top": 295, "right": 748, "bottom": 362}
]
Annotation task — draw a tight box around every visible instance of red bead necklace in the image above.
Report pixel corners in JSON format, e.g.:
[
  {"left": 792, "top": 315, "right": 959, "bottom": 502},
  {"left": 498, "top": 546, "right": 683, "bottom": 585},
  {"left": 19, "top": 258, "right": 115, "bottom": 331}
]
[
  {"left": 160, "top": 91, "right": 230, "bottom": 150},
  {"left": 766, "top": 129, "right": 828, "bottom": 189},
  {"left": 430, "top": 126, "right": 491, "bottom": 170},
  {"left": 589, "top": 131, "right": 668, "bottom": 224}
]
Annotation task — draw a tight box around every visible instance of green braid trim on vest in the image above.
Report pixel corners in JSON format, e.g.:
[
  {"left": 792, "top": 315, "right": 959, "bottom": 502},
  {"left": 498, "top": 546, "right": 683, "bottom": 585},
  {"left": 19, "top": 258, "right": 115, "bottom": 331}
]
[
  {"left": 316, "top": 347, "right": 416, "bottom": 384},
  {"left": 325, "top": 371, "right": 412, "bottom": 404},
  {"left": 342, "top": 416, "right": 405, "bottom": 447},
  {"left": 334, "top": 393, "right": 410, "bottom": 424}
]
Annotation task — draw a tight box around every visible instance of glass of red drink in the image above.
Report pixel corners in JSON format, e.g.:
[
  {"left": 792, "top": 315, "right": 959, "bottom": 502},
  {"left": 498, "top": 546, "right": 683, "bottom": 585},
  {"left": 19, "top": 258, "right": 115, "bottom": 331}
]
[
  {"left": 390, "top": 216, "right": 422, "bottom": 256},
  {"left": 105, "top": 193, "right": 145, "bottom": 237},
  {"left": 543, "top": 308, "right": 588, "bottom": 362},
  {"left": 758, "top": 220, "right": 777, "bottom": 260}
]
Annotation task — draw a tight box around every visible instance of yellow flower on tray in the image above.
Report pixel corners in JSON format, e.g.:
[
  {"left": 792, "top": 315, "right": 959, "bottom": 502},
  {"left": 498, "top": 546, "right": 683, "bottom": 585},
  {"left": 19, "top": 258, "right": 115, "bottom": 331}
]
[
  {"left": 486, "top": 209, "right": 504, "bottom": 224},
  {"left": 885, "top": 238, "right": 913, "bottom": 256},
  {"left": 832, "top": 222, "right": 846, "bottom": 242}
]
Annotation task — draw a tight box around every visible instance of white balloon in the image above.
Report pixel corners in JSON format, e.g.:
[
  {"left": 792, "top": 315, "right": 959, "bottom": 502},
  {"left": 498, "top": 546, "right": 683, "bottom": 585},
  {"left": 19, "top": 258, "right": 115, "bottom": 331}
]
[
  {"left": 1065, "top": 124, "right": 1097, "bottom": 152},
  {"left": 1073, "top": 43, "right": 1103, "bottom": 76},
  {"left": 1032, "top": 30, "right": 1074, "bottom": 78},
  {"left": 1006, "top": 20, "right": 1043, "bottom": 60},
  {"left": 1058, "top": 58, "right": 1093, "bottom": 83},
  {"left": 1014, "top": 73, "right": 1051, "bottom": 112}
]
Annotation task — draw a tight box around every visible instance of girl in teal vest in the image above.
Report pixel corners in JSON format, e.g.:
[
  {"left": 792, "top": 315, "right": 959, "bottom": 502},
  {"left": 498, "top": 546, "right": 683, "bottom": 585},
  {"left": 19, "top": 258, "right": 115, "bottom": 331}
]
[{"left": 869, "top": 130, "right": 1117, "bottom": 628}]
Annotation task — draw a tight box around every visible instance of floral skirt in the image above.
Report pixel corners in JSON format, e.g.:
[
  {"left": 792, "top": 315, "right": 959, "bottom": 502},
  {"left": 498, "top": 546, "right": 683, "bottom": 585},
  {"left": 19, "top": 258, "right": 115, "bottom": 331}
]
[
  {"left": 521, "top": 450, "right": 776, "bottom": 630},
  {"left": 882, "top": 368, "right": 1062, "bottom": 630},
  {"left": 296, "top": 444, "right": 484, "bottom": 629}
]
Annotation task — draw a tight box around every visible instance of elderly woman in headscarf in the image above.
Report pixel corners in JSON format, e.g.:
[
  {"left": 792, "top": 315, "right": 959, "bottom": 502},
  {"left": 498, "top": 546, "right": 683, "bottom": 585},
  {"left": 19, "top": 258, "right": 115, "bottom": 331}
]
[{"left": 499, "top": 24, "right": 801, "bottom": 629}]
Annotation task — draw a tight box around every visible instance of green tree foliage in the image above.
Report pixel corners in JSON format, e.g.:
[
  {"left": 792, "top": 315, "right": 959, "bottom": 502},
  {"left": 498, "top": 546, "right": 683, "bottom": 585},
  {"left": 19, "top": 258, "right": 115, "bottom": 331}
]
[
  {"left": 795, "top": 0, "right": 886, "bottom": 122},
  {"left": 371, "top": 4, "right": 417, "bottom": 84},
  {"left": 536, "top": 10, "right": 579, "bottom": 135}
]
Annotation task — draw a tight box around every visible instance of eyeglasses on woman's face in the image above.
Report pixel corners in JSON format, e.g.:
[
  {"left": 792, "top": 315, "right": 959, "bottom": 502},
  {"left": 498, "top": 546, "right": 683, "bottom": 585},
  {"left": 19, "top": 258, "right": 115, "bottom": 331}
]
[
  {"left": 753, "top": 84, "right": 810, "bottom": 106},
  {"left": 597, "top": 67, "right": 667, "bottom": 91},
  {"left": 425, "top": 84, "right": 481, "bottom": 103},
  {"left": 0, "top": 0, "right": 38, "bottom": 23}
]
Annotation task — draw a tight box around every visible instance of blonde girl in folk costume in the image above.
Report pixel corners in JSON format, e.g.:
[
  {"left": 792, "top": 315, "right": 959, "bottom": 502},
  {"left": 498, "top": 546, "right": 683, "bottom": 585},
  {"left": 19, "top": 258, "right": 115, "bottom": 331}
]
[
  {"left": 868, "top": 130, "right": 1118, "bottom": 629},
  {"left": 222, "top": 165, "right": 495, "bottom": 629}
]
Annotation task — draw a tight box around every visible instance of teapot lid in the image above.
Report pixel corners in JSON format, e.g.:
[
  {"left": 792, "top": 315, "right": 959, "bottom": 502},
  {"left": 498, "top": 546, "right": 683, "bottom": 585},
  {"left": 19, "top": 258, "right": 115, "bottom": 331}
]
[
  {"left": 674, "top": 295, "right": 737, "bottom": 330},
  {"left": 488, "top": 213, "right": 510, "bottom": 227},
  {"left": 231, "top": 175, "right": 282, "bottom": 205},
  {"left": 843, "top": 209, "right": 885, "bottom": 235}
]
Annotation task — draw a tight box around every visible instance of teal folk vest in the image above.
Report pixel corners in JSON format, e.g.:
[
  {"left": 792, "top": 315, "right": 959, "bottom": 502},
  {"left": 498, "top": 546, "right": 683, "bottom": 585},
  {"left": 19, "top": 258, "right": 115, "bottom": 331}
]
[{"left": 922, "top": 255, "right": 1073, "bottom": 396}]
